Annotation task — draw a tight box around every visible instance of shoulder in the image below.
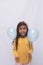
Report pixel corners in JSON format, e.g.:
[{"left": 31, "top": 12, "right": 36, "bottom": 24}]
[
  {"left": 27, "top": 37, "right": 33, "bottom": 44},
  {"left": 26, "top": 37, "right": 30, "bottom": 42}
]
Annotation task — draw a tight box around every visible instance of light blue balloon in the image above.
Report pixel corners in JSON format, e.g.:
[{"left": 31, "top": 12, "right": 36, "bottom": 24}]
[
  {"left": 28, "top": 28, "right": 39, "bottom": 42},
  {"left": 7, "top": 27, "right": 16, "bottom": 39}
]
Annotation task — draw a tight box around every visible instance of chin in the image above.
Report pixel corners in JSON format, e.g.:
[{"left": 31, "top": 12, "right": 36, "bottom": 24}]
[{"left": 20, "top": 35, "right": 26, "bottom": 38}]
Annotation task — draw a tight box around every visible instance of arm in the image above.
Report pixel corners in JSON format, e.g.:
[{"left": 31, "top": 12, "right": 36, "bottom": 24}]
[
  {"left": 12, "top": 40, "right": 19, "bottom": 57},
  {"left": 28, "top": 41, "right": 33, "bottom": 54}
]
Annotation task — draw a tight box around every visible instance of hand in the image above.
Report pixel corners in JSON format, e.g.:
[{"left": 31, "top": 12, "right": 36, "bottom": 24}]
[
  {"left": 15, "top": 56, "right": 19, "bottom": 62},
  {"left": 27, "top": 53, "right": 31, "bottom": 58}
]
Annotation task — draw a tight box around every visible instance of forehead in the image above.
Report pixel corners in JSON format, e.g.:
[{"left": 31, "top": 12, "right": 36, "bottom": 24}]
[{"left": 19, "top": 25, "right": 27, "bottom": 28}]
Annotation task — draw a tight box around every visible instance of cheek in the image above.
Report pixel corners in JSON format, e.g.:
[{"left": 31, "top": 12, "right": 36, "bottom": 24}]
[
  {"left": 19, "top": 30, "right": 22, "bottom": 34},
  {"left": 24, "top": 29, "right": 27, "bottom": 33}
]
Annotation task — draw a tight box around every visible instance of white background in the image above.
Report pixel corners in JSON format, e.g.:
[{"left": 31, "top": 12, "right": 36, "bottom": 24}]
[{"left": 0, "top": 0, "right": 43, "bottom": 65}]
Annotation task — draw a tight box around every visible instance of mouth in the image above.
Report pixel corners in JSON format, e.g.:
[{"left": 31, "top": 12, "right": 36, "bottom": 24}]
[{"left": 21, "top": 33, "right": 25, "bottom": 35}]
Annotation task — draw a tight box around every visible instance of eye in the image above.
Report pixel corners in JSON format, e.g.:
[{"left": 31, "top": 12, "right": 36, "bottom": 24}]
[
  {"left": 19, "top": 28, "right": 22, "bottom": 30},
  {"left": 23, "top": 27, "right": 26, "bottom": 29}
]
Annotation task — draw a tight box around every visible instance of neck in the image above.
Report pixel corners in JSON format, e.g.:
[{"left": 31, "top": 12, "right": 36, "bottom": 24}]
[{"left": 20, "top": 36, "right": 27, "bottom": 38}]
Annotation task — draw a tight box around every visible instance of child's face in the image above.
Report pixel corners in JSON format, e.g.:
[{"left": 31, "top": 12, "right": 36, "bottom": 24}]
[{"left": 19, "top": 25, "right": 27, "bottom": 37}]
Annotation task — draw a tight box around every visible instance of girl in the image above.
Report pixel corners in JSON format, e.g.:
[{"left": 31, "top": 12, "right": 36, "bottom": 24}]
[{"left": 12, "top": 21, "right": 33, "bottom": 65}]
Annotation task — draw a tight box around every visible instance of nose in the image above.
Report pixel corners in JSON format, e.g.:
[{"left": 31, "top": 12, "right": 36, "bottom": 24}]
[{"left": 21, "top": 29, "right": 25, "bottom": 32}]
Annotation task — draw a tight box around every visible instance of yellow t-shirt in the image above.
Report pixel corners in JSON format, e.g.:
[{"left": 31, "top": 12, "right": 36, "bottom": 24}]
[{"left": 12, "top": 37, "right": 33, "bottom": 63}]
